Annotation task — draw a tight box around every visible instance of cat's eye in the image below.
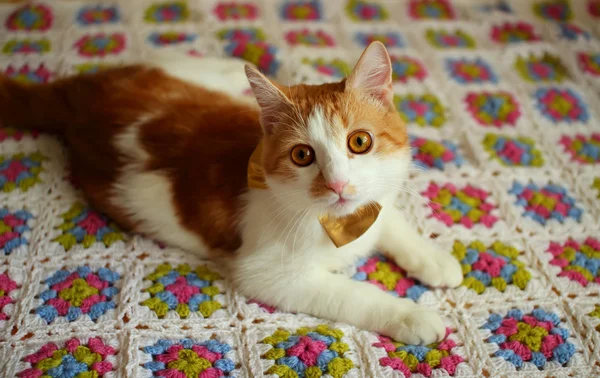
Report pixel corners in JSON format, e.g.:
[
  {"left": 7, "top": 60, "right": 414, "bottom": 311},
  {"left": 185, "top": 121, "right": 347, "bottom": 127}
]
[
  {"left": 348, "top": 130, "right": 373, "bottom": 154},
  {"left": 290, "top": 144, "right": 315, "bottom": 167}
]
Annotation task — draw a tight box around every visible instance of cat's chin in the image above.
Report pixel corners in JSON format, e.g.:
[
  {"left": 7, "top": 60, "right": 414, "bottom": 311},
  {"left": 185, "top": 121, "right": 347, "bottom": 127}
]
[{"left": 326, "top": 200, "right": 363, "bottom": 218}]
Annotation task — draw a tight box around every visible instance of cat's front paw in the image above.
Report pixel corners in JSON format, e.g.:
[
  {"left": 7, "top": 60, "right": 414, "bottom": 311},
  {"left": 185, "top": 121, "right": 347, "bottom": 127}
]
[
  {"left": 386, "top": 308, "right": 445, "bottom": 345},
  {"left": 408, "top": 250, "right": 463, "bottom": 288}
]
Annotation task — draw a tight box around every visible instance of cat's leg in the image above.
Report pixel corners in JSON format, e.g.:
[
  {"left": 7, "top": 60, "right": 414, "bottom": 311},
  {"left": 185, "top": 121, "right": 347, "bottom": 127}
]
[
  {"left": 377, "top": 208, "right": 463, "bottom": 288},
  {"left": 235, "top": 265, "right": 445, "bottom": 344}
]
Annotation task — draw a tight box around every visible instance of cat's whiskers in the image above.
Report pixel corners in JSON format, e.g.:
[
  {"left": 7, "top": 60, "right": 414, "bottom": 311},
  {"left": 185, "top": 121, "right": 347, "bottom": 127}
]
[
  {"left": 257, "top": 190, "right": 304, "bottom": 244},
  {"left": 276, "top": 208, "right": 305, "bottom": 274}
]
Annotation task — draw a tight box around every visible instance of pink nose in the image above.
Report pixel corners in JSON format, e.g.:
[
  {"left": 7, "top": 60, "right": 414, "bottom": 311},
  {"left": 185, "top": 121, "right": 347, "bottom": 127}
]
[{"left": 326, "top": 180, "right": 347, "bottom": 195}]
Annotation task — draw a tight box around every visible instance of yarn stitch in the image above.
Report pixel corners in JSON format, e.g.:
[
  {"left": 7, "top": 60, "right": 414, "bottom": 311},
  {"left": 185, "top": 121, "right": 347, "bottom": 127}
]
[
  {"left": 490, "top": 22, "right": 541, "bottom": 44},
  {"left": 217, "top": 27, "right": 266, "bottom": 43},
  {"left": 559, "top": 133, "right": 600, "bottom": 164},
  {"left": 515, "top": 53, "right": 570, "bottom": 83},
  {"left": 224, "top": 40, "right": 280, "bottom": 76},
  {"left": 16, "top": 337, "right": 116, "bottom": 377},
  {"left": 354, "top": 31, "right": 404, "bottom": 48},
  {"left": 147, "top": 31, "right": 196, "bottom": 47},
  {"left": 213, "top": 2, "right": 259, "bottom": 21},
  {"left": 533, "top": 87, "right": 589, "bottom": 124},
  {"left": 2, "top": 38, "right": 51, "bottom": 55},
  {"left": 353, "top": 254, "right": 429, "bottom": 301},
  {"left": 0, "top": 208, "right": 33, "bottom": 255},
  {"left": 142, "top": 338, "right": 235, "bottom": 377},
  {"left": 301, "top": 57, "right": 349, "bottom": 79},
  {"left": 261, "top": 325, "right": 354, "bottom": 378},
  {"left": 76, "top": 5, "right": 120, "bottom": 25},
  {"left": 280, "top": 1, "right": 322, "bottom": 21},
  {"left": 284, "top": 28, "right": 335, "bottom": 47},
  {"left": 452, "top": 240, "right": 532, "bottom": 294},
  {"left": 483, "top": 133, "right": 544, "bottom": 167},
  {"left": 345, "top": 0, "right": 388, "bottom": 21},
  {"left": 546, "top": 237, "right": 600, "bottom": 287},
  {"left": 577, "top": 52, "right": 600, "bottom": 76},
  {"left": 74, "top": 33, "right": 126, "bottom": 57},
  {"left": 4, "top": 64, "right": 52, "bottom": 84},
  {"left": 557, "top": 23, "right": 591, "bottom": 41},
  {"left": 390, "top": 55, "right": 427, "bottom": 83},
  {"left": 144, "top": 2, "right": 189, "bottom": 23},
  {"left": 421, "top": 182, "right": 499, "bottom": 228},
  {"left": 425, "top": 29, "right": 475, "bottom": 49},
  {"left": 445, "top": 58, "right": 498, "bottom": 85},
  {"left": 509, "top": 182, "right": 583, "bottom": 226},
  {"left": 0, "top": 272, "right": 17, "bottom": 321},
  {"left": 394, "top": 94, "right": 446, "bottom": 127},
  {"left": 464, "top": 91, "right": 521, "bottom": 127},
  {"left": 593, "top": 178, "right": 600, "bottom": 199},
  {"left": 5, "top": 4, "right": 53, "bottom": 31},
  {"left": 409, "top": 0, "right": 455, "bottom": 20},
  {"left": 53, "top": 202, "right": 125, "bottom": 251},
  {"left": 0, "top": 152, "right": 45, "bottom": 193},
  {"left": 141, "top": 263, "right": 223, "bottom": 318},
  {"left": 0, "top": 127, "right": 39, "bottom": 142},
  {"left": 410, "top": 135, "right": 463, "bottom": 171},
  {"left": 35, "top": 266, "right": 120, "bottom": 324},
  {"left": 533, "top": 0, "right": 573, "bottom": 21},
  {"left": 373, "top": 328, "right": 464, "bottom": 377},
  {"left": 481, "top": 308, "right": 576, "bottom": 369}
]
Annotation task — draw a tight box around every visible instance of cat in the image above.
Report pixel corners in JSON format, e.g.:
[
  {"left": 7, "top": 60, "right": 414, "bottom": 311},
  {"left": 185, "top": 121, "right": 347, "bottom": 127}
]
[{"left": 0, "top": 42, "right": 462, "bottom": 344}]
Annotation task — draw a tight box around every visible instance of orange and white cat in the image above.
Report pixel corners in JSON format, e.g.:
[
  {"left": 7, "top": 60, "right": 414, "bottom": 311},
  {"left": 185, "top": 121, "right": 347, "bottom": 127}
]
[{"left": 0, "top": 42, "right": 462, "bottom": 344}]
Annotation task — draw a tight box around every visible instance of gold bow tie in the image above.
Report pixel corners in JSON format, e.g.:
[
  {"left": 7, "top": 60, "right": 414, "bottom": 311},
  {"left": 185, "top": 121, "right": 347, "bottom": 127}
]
[{"left": 247, "top": 141, "right": 381, "bottom": 247}]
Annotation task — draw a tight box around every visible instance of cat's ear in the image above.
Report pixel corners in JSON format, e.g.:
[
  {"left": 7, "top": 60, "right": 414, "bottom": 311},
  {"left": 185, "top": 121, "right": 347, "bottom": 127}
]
[
  {"left": 245, "top": 65, "right": 292, "bottom": 134},
  {"left": 346, "top": 41, "right": 394, "bottom": 108}
]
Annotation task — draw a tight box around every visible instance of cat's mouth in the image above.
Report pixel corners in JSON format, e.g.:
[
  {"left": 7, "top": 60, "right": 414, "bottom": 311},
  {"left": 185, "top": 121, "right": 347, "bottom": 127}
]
[{"left": 326, "top": 195, "right": 361, "bottom": 216}]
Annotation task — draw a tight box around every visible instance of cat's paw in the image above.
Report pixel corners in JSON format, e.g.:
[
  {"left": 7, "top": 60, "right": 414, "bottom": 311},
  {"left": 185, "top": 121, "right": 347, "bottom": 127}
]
[
  {"left": 386, "top": 308, "right": 445, "bottom": 345},
  {"left": 407, "top": 250, "right": 463, "bottom": 288}
]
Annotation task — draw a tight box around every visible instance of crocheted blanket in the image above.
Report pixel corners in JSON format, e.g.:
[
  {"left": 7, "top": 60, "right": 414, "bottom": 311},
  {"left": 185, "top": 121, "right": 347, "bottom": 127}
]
[{"left": 1, "top": 1, "right": 599, "bottom": 377}]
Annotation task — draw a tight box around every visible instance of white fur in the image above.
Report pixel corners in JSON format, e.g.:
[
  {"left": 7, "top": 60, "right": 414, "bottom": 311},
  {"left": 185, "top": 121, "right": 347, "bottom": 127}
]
[
  {"left": 112, "top": 121, "right": 209, "bottom": 255},
  {"left": 144, "top": 52, "right": 256, "bottom": 106}
]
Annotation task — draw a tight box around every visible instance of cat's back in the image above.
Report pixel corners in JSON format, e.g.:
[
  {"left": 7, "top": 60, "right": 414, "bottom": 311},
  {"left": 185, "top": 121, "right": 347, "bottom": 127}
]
[{"left": 67, "top": 59, "right": 262, "bottom": 256}]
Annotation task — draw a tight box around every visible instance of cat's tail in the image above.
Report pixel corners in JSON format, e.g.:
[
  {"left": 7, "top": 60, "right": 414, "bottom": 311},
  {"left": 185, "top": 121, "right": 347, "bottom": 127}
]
[{"left": 0, "top": 74, "right": 68, "bottom": 134}]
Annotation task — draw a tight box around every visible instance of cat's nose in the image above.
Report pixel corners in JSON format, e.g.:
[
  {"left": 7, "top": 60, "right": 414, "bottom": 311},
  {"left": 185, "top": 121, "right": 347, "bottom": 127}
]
[{"left": 326, "top": 180, "right": 348, "bottom": 195}]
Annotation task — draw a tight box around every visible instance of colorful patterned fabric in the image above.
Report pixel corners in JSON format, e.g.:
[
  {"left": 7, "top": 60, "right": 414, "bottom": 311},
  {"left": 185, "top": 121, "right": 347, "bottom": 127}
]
[
  {"left": 509, "top": 182, "right": 583, "bottom": 226},
  {"left": 261, "top": 325, "right": 354, "bottom": 377},
  {"left": 422, "top": 182, "right": 499, "bottom": 228},
  {"left": 452, "top": 241, "right": 531, "bottom": 294},
  {"left": 142, "top": 263, "right": 223, "bottom": 318},
  {"left": 53, "top": 203, "right": 125, "bottom": 251},
  {"left": 395, "top": 94, "right": 446, "bottom": 127},
  {"left": 35, "top": 266, "right": 120, "bottom": 324},
  {"left": 482, "top": 309, "right": 576, "bottom": 369},
  {"left": 445, "top": 57, "right": 497, "bottom": 84},
  {"left": 560, "top": 133, "right": 600, "bottom": 164},
  {"left": 373, "top": 328, "right": 464, "bottom": 377},
  {"left": 515, "top": 53, "right": 570, "bottom": 83},
  {"left": 482, "top": 133, "right": 543, "bottom": 167},
  {"left": 0, "top": 272, "right": 18, "bottom": 321},
  {"left": 0, "top": 208, "right": 33, "bottom": 255},
  {"left": 142, "top": 338, "right": 235, "bottom": 377},
  {"left": 546, "top": 238, "right": 600, "bottom": 287},
  {"left": 464, "top": 91, "right": 521, "bottom": 128},
  {"left": 410, "top": 135, "right": 463, "bottom": 170},
  {"left": 0, "top": 152, "right": 45, "bottom": 193},
  {"left": 0, "top": 1, "right": 597, "bottom": 376},
  {"left": 353, "top": 254, "right": 429, "bottom": 301},
  {"left": 17, "top": 337, "right": 116, "bottom": 377}
]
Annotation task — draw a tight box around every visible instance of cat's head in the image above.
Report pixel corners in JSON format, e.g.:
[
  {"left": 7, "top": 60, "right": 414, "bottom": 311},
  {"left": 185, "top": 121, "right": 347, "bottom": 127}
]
[{"left": 245, "top": 42, "right": 410, "bottom": 217}]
